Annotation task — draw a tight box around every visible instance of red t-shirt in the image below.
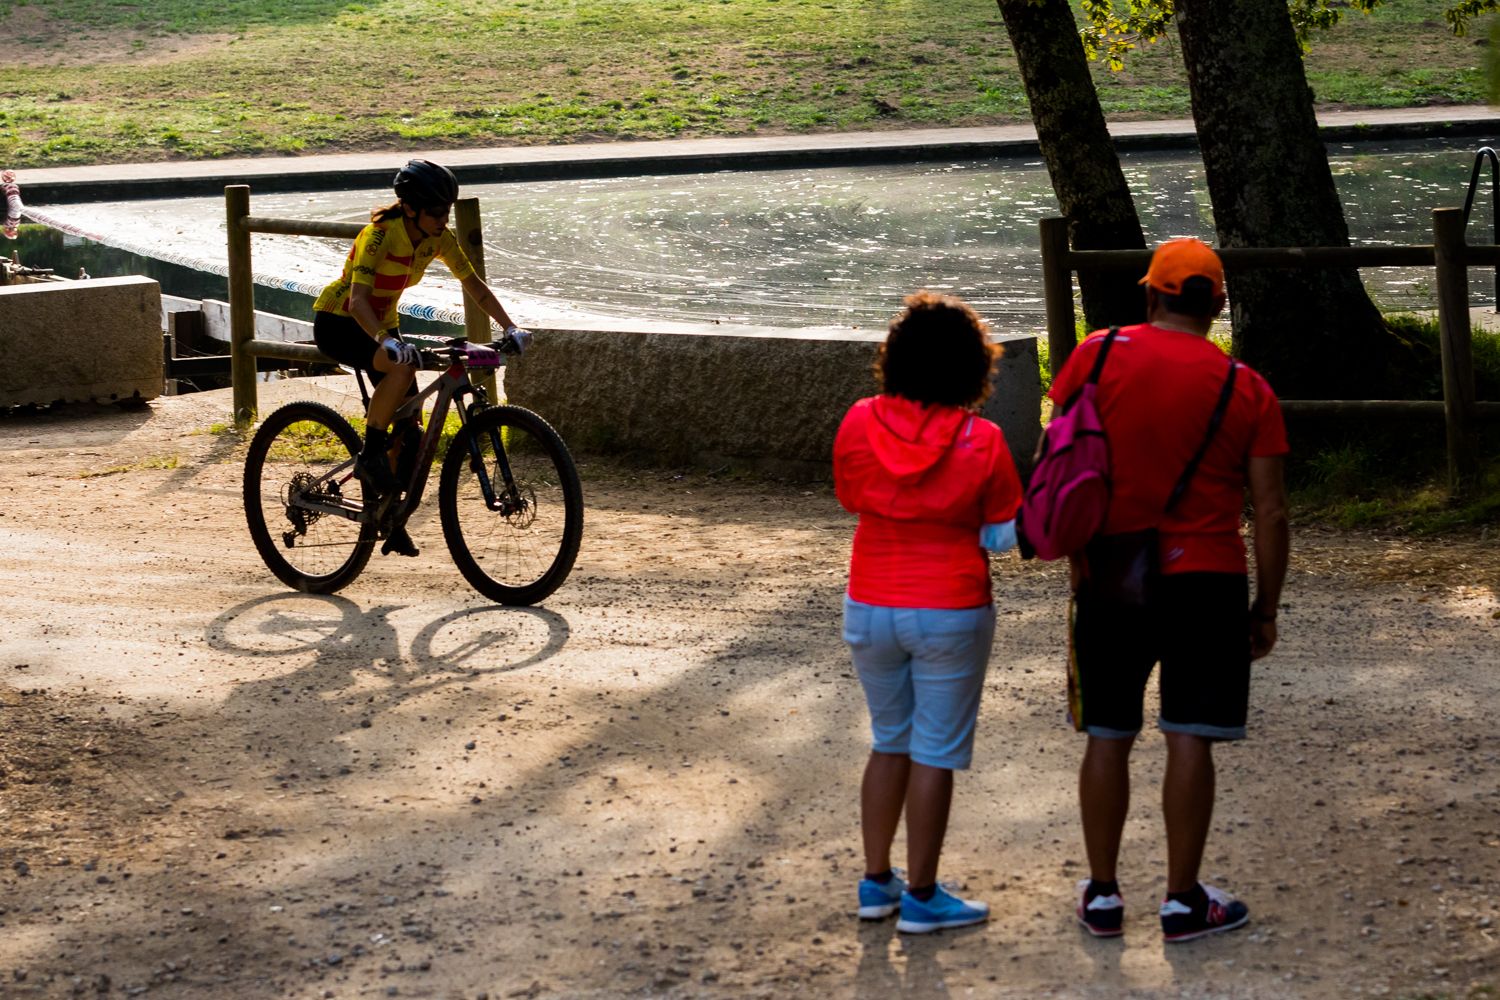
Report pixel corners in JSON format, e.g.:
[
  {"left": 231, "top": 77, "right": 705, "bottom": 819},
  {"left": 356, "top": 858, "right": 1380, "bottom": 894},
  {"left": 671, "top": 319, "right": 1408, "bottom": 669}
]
[
  {"left": 1047, "top": 324, "right": 1288, "bottom": 575},
  {"left": 835, "top": 395, "right": 1022, "bottom": 608}
]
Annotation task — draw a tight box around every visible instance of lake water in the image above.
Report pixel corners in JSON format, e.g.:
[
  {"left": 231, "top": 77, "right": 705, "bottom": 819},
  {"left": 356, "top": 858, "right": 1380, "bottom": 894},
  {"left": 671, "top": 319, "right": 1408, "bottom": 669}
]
[{"left": 12, "top": 137, "right": 1494, "bottom": 335}]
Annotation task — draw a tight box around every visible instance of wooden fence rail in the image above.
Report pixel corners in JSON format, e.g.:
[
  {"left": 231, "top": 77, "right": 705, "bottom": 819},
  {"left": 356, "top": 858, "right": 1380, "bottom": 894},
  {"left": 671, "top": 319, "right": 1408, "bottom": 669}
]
[
  {"left": 225, "top": 184, "right": 491, "bottom": 423},
  {"left": 1040, "top": 206, "right": 1491, "bottom": 493}
]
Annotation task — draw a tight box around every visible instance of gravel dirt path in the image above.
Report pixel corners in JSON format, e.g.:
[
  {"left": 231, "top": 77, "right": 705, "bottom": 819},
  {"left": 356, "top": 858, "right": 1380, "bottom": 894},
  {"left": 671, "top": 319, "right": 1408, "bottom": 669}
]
[{"left": 0, "top": 385, "right": 1496, "bottom": 999}]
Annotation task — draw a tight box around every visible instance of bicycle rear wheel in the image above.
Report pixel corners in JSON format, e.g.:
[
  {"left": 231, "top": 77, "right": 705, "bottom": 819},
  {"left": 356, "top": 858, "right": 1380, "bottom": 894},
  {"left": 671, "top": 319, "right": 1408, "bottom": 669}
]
[
  {"left": 439, "top": 405, "right": 583, "bottom": 606},
  {"left": 243, "top": 401, "right": 375, "bottom": 594}
]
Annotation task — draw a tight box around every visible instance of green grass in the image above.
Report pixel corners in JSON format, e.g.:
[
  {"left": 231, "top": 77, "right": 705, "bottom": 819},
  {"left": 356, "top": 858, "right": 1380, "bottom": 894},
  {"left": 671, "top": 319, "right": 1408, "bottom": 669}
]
[
  {"left": 0, "top": 0, "right": 1482, "bottom": 167},
  {"left": 78, "top": 454, "right": 181, "bottom": 477},
  {"left": 258, "top": 410, "right": 465, "bottom": 463},
  {"left": 1288, "top": 315, "right": 1500, "bottom": 531}
]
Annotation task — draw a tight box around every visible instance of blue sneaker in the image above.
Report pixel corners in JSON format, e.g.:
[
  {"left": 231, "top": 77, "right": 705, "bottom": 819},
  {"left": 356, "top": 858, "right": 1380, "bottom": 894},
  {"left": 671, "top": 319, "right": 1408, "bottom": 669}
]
[
  {"left": 857, "top": 870, "right": 907, "bottom": 920},
  {"left": 896, "top": 885, "right": 989, "bottom": 934}
]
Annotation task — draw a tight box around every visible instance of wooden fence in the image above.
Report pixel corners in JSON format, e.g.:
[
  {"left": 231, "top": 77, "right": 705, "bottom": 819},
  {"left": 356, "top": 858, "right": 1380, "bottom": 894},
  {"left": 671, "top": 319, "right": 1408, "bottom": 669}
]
[
  {"left": 1040, "top": 207, "right": 1500, "bottom": 493},
  {"left": 224, "top": 184, "right": 493, "bottom": 422}
]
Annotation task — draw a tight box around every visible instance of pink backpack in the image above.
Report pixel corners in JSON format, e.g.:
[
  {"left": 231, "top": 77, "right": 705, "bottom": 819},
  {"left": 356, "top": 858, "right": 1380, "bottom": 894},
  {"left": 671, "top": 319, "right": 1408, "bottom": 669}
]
[{"left": 1019, "top": 327, "right": 1119, "bottom": 561}]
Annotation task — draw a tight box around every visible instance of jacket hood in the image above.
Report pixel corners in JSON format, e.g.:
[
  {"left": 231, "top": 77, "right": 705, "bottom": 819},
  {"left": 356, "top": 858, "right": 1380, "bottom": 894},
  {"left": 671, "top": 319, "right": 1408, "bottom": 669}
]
[{"left": 866, "top": 395, "right": 969, "bottom": 483}]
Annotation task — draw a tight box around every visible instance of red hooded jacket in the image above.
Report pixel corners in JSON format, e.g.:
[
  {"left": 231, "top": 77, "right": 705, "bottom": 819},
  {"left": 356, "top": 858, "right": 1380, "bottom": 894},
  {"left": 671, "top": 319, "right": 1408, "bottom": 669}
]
[{"left": 834, "top": 395, "right": 1022, "bottom": 608}]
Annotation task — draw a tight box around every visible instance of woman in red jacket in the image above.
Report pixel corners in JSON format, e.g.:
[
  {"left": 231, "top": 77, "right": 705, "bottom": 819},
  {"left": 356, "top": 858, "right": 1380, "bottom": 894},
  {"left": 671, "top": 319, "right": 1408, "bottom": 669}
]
[{"left": 835, "top": 290, "right": 1022, "bottom": 934}]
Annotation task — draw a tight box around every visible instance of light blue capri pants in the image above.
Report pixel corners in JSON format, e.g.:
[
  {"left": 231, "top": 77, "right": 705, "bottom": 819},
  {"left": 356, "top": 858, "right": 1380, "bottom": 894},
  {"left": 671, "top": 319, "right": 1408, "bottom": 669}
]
[{"left": 843, "top": 596, "right": 996, "bottom": 770}]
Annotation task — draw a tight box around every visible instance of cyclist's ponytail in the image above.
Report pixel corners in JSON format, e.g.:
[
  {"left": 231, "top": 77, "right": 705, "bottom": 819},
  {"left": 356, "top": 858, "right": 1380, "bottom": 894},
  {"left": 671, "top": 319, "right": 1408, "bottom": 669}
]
[{"left": 370, "top": 200, "right": 404, "bottom": 223}]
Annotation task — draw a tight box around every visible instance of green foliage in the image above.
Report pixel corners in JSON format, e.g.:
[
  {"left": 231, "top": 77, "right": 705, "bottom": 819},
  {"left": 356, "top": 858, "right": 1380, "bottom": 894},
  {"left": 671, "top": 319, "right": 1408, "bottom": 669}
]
[{"left": 1447, "top": 0, "right": 1500, "bottom": 35}]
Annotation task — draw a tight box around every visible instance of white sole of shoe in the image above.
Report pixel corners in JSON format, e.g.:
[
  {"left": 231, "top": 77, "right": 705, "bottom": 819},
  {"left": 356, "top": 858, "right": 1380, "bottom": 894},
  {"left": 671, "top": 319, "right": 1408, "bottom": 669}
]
[
  {"left": 1163, "top": 913, "right": 1250, "bottom": 943},
  {"left": 858, "top": 903, "right": 899, "bottom": 920},
  {"left": 1077, "top": 913, "right": 1125, "bottom": 938},
  {"left": 895, "top": 913, "right": 988, "bottom": 934}
]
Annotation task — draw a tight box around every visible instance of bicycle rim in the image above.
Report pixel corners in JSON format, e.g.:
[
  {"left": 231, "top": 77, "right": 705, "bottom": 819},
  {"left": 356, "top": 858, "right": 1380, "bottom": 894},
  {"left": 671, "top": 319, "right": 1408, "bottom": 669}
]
[
  {"left": 244, "top": 401, "right": 375, "bottom": 593},
  {"left": 439, "top": 406, "right": 582, "bottom": 605}
]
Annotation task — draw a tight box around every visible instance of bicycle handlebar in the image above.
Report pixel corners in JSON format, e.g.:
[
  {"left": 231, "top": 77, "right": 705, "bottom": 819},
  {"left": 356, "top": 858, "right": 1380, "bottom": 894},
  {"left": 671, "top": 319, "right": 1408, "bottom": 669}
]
[{"left": 402, "top": 333, "right": 512, "bottom": 372}]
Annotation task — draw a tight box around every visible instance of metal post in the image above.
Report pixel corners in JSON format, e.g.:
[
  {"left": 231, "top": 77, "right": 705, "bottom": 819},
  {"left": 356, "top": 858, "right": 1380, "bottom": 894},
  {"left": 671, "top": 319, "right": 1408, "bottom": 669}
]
[
  {"left": 453, "top": 196, "right": 497, "bottom": 400},
  {"left": 1433, "top": 207, "right": 1480, "bottom": 496},
  {"left": 1460, "top": 147, "right": 1500, "bottom": 312},
  {"left": 1040, "top": 216, "right": 1077, "bottom": 377},
  {"left": 225, "top": 185, "right": 257, "bottom": 424}
]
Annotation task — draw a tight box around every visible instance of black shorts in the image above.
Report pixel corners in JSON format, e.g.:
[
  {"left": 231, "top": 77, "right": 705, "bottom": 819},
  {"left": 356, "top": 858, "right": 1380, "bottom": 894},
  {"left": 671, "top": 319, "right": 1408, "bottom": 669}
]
[
  {"left": 1067, "top": 572, "right": 1251, "bottom": 741},
  {"left": 312, "top": 312, "right": 413, "bottom": 397}
]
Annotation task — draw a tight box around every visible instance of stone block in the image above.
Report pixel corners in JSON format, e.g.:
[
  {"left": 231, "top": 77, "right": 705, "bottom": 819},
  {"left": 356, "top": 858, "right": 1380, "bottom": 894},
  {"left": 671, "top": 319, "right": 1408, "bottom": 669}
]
[
  {"left": 502, "top": 324, "right": 1040, "bottom": 476},
  {"left": 0, "top": 275, "right": 162, "bottom": 407}
]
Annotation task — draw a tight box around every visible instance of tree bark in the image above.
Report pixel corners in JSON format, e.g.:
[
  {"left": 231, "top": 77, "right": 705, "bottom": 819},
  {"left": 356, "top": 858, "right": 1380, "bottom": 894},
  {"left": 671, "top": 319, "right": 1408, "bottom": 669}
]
[
  {"left": 997, "top": 0, "right": 1147, "bottom": 332},
  {"left": 1175, "top": 0, "right": 1402, "bottom": 399}
]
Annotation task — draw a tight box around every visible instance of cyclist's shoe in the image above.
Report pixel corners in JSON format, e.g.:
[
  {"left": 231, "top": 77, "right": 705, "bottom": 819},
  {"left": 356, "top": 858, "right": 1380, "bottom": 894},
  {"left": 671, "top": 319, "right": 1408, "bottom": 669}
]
[
  {"left": 857, "top": 869, "right": 907, "bottom": 920},
  {"left": 896, "top": 885, "right": 989, "bottom": 934},
  {"left": 1160, "top": 883, "right": 1249, "bottom": 943},
  {"left": 381, "top": 526, "right": 419, "bottom": 558},
  {"left": 355, "top": 446, "right": 399, "bottom": 496},
  {"left": 1076, "top": 878, "right": 1125, "bottom": 938}
]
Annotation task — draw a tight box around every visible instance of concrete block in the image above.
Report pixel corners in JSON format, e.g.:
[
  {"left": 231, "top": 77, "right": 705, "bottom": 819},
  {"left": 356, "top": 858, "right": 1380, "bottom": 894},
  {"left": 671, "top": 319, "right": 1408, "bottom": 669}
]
[
  {"left": 0, "top": 275, "right": 162, "bottom": 406},
  {"left": 503, "top": 325, "right": 1039, "bottom": 476}
]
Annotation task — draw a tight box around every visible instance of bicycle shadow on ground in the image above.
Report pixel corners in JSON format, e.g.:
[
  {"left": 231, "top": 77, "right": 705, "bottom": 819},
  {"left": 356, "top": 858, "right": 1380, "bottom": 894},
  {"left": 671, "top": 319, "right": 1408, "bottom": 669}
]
[{"left": 205, "top": 592, "right": 571, "bottom": 717}]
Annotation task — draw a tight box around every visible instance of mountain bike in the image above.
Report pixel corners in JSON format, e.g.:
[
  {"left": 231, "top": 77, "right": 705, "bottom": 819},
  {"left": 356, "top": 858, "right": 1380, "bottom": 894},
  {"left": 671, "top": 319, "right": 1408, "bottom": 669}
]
[{"left": 242, "top": 334, "right": 583, "bottom": 606}]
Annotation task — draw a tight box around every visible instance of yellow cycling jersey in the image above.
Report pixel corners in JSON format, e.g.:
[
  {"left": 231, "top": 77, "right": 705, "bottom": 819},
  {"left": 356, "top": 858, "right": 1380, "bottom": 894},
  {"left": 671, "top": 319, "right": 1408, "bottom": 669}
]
[{"left": 312, "top": 217, "right": 476, "bottom": 330}]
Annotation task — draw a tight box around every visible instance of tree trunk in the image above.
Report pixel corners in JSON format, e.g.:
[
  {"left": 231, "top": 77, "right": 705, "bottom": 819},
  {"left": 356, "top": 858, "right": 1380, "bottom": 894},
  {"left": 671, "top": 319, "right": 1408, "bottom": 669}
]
[
  {"left": 997, "top": 0, "right": 1147, "bottom": 333},
  {"left": 1175, "top": 0, "right": 1403, "bottom": 400}
]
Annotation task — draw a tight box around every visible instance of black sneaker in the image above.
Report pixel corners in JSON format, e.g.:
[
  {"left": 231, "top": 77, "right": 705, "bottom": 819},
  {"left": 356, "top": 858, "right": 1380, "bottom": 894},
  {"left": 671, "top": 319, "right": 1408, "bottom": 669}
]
[
  {"left": 1076, "top": 879, "right": 1124, "bottom": 938},
  {"left": 355, "top": 447, "right": 399, "bottom": 495},
  {"left": 1160, "top": 883, "right": 1249, "bottom": 943},
  {"left": 381, "top": 526, "right": 419, "bottom": 558}
]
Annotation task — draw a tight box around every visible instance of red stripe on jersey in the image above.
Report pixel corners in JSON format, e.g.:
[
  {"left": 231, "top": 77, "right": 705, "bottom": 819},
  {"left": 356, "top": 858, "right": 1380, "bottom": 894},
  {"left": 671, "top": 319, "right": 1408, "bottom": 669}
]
[
  {"left": 384, "top": 253, "right": 414, "bottom": 266},
  {"left": 373, "top": 273, "right": 409, "bottom": 291}
]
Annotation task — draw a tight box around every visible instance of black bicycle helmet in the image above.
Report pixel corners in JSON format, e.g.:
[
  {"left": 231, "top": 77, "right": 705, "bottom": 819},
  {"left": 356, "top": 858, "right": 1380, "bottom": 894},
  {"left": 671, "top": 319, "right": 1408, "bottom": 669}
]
[{"left": 393, "top": 158, "right": 458, "bottom": 210}]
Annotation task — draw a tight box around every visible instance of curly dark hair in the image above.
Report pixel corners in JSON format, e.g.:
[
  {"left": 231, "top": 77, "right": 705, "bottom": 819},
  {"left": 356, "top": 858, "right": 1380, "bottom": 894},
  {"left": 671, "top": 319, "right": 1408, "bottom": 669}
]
[{"left": 875, "top": 290, "right": 1002, "bottom": 408}]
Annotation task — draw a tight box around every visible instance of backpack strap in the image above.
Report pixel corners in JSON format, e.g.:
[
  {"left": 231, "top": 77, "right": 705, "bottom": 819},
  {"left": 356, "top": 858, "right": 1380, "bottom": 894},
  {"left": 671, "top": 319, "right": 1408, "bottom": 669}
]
[
  {"left": 1060, "top": 326, "right": 1121, "bottom": 412},
  {"left": 1086, "top": 326, "right": 1121, "bottom": 385},
  {"left": 1164, "top": 356, "right": 1239, "bottom": 514}
]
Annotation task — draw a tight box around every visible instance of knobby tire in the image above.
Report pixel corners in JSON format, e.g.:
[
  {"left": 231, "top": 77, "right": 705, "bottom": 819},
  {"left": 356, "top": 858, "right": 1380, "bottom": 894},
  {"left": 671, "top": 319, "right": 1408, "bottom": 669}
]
[
  {"left": 243, "top": 401, "right": 376, "bottom": 594},
  {"left": 438, "top": 405, "right": 583, "bottom": 606}
]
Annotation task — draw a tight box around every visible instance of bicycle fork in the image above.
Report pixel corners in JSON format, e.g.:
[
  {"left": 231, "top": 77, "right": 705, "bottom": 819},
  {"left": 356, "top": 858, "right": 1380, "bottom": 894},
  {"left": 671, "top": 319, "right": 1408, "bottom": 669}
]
[{"left": 469, "top": 422, "right": 525, "bottom": 516}]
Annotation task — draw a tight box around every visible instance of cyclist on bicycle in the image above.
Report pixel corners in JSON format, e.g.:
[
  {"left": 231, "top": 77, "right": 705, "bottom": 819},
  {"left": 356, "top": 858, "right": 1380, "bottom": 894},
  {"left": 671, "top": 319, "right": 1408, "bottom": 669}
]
[{"left": 312, "top": 158, "right": 530, "bottom": 557}]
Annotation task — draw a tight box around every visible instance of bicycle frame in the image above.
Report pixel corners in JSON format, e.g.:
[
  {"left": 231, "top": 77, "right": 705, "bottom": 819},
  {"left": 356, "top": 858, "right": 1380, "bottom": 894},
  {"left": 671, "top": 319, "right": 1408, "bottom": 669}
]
[{"left": 286, "top": 338, "right": 515, "bottom": 529}]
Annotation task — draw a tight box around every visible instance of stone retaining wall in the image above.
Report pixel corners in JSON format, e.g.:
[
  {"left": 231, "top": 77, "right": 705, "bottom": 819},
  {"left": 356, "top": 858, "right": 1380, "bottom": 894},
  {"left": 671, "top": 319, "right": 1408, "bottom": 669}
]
[
  {"left": 503, "top": 325, "right": 1041, "bottom": 474},
  {"left": 0, "top": 275, "right": 162, "bottom": 407}
]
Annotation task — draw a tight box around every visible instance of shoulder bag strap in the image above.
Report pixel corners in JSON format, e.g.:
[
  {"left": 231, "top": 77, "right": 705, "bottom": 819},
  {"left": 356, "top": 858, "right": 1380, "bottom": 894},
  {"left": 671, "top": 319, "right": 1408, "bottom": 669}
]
[{"left": 1163, "top": 355, "right": 1239, "bottom": 514}]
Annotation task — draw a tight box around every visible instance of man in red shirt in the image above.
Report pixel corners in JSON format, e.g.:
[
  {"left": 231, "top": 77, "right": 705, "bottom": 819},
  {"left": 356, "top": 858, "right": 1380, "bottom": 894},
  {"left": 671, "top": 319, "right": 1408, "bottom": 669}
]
[{"left": 1048, "top": 239, "right": 1290, "bottom": 942}]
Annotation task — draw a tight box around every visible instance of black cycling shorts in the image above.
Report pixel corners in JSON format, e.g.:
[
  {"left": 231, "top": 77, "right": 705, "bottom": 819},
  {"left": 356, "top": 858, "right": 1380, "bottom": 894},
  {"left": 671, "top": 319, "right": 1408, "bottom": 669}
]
[
  {"left": 1067, "top": 572, "right": 1251, "bottom": 741},
  {"left": 312, "top": 311, "right": 413, "bottom": 395}
]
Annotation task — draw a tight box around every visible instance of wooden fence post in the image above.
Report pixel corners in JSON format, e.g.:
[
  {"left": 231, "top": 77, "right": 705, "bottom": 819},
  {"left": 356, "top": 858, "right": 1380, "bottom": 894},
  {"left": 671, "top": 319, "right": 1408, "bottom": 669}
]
[
  {"left": 1040, "top": 217, "right": 1076, "bottom": 377},
  {"left": 1433, "top": 207, "right": 1480, "bottom": 496},
  {"left": 454, "top": 197, "right": 498, "bottom": 401},
  {"left": 225, "top": 185, "right": 257, "bottom": 424}
]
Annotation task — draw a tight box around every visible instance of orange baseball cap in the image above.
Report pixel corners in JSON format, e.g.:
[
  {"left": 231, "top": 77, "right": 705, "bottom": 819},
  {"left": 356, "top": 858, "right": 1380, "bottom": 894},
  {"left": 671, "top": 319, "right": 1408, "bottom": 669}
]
[{"left": 1139, "top": 238, "right": 1224, "bottom": 297}]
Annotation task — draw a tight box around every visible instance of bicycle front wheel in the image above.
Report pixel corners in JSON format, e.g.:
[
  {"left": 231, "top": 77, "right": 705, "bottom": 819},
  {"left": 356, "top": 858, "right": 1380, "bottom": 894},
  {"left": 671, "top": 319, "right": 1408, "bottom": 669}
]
[
  {"left": 243, "top": 401, "right": 375, "bottom": 594},
  {"left": 439, "top": 405, "right": 583, "bottom": 606}
]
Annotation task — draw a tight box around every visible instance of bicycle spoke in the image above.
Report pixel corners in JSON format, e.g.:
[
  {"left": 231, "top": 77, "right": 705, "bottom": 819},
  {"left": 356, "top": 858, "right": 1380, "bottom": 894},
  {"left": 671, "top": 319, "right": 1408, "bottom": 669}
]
[
  {"left": 244, "top": 404, "right": 374, "bottom": 594},
  {"left": 440, "top": 406, "right": 582, "bottom": 605}
]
